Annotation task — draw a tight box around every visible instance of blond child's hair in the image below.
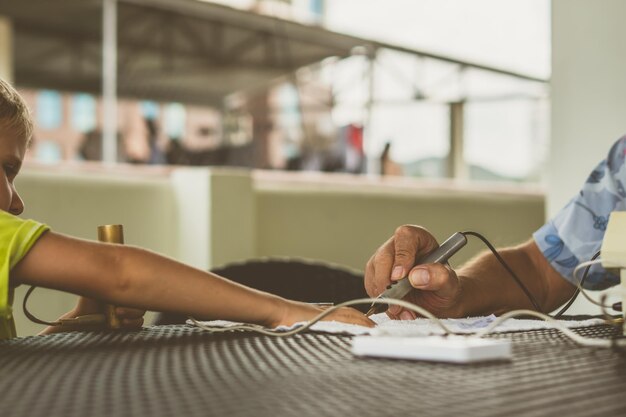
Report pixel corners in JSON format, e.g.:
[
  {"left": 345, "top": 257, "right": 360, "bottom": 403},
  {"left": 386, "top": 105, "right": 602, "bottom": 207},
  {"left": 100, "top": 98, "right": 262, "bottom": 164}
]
[{"left": 0, "top": 77, "right": 33, "bottom": 145}]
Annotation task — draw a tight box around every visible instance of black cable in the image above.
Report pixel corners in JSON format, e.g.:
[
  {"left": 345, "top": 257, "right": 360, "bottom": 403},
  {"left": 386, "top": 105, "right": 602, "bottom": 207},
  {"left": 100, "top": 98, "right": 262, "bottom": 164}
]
[
  {"left": 461, "top": 231, "right": 542, "bottom": 312},
  {"left": 22, "top": 286, "right": 60, "bottom": 326},
  {"left": 554, "top": 251, "right": 600, "bottom": 318}
]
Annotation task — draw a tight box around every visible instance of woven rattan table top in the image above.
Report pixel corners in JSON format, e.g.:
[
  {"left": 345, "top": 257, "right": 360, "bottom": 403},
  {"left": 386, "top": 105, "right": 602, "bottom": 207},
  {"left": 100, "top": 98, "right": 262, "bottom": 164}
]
[{"left": 1, "top": 324, "right": 625, "bottom": 417}]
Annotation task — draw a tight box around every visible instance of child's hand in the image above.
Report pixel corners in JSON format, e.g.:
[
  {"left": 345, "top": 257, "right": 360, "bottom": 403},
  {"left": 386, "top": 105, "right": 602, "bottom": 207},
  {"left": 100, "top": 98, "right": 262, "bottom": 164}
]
[
  {"left": 40, "top": 296, "right": 145, "bottom": 335},
  {"left": 321, "top": 306, "right": 376, "bottom": 328},
  {"left": 73, "top": 296, "right": 145, "bottom": 329},
  {"left": 274, "top": 300, "right": 375, "bottom": 328}
]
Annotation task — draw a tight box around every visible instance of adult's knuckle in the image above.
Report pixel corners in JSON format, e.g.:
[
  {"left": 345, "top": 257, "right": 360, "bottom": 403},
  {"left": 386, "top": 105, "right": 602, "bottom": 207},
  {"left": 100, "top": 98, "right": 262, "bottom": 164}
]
[
  {"left": 394, "top": 224, "right": 414, "bottom": 237},
  {"left": 395, "top": 247, "right": 413, "bottom": 260},
  {"left": 373, "top": 248, "right": 391, "bottom": 264}
]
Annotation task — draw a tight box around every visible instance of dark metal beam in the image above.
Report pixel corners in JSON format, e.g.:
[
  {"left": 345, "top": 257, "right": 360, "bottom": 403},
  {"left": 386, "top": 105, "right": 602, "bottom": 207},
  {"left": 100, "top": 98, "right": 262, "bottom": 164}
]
[
  {"left": 221, "top": 32, "right": 264, "bottom": 64},
  {"left": 119, "top": 0, "right": 548, "bottom": 83},
  {"left": 16, "top": 21, "right": 308, "bottom": 71},
  {"left": 174, "top": 16, "right": 214, "bottom": 62},
  {"left": 211, "top": 21, "right": 224, "bottom": 64}
]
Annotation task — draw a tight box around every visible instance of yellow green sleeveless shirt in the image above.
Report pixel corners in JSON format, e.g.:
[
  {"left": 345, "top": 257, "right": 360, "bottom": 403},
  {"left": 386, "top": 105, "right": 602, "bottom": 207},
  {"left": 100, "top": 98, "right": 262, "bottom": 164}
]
[{"left": 0, "top": 210, "right": 49, "bottom": 340}]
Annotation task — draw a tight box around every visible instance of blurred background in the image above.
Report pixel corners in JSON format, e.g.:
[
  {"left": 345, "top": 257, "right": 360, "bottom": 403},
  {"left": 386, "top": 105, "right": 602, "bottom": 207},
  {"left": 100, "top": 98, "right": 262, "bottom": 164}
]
[
  {"left": 0, "top": 0, "right": 623, "bottom": 334},
  {"left": 5, "top": 0, "right": 550, "bottom": 181}
]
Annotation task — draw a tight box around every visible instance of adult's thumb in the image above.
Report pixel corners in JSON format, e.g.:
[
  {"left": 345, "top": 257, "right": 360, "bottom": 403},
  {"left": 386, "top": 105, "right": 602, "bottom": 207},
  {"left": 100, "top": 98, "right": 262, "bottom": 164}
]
[{"left": 408, "top": 263, "right": 457, "bottom": 297}]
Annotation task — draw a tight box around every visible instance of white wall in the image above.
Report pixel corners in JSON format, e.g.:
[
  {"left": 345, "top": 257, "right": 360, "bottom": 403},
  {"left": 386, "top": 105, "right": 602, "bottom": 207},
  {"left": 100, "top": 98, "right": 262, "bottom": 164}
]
[
  {"left": 16, "top": 167, "right": 179, "bottom": 337},
  {"left": 550, "top": 0, "right": 626, "bottom": 216},
  {"left": 254, "top": 172, "right": 544, "bottom": 270},
  {"left": 551, "top": 0, "right": 626, "bottom": 314}
]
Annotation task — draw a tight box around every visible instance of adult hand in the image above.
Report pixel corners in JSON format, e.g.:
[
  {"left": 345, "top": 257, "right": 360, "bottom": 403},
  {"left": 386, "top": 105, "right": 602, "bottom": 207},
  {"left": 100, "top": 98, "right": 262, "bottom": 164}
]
[{"left": 364, "top": 225, "right": 463, "bottom": 319}]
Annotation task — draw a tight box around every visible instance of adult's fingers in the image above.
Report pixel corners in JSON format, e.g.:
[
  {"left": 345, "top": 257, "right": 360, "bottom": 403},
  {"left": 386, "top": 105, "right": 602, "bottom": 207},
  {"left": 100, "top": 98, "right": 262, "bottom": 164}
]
[
  {"left": 365, "top": 225, "right": 440, "bottom": 318},
  {"left": 391, "top": 225, "right": 439, "bottom": 282},
  {"left": 364, "top": 254, "right": 378, "bottom": 297},
  {"left": 408, "top": 263, "right": 458, "bottom": 299},
  {"left": 364, "top": 236, "right": 395, "bottom": 297},
  {"left": 386, "top": 263, "right": 458, "bottom": 319},
  {"left": 385, "top": 226, "right": 438, "bottom": 317}
]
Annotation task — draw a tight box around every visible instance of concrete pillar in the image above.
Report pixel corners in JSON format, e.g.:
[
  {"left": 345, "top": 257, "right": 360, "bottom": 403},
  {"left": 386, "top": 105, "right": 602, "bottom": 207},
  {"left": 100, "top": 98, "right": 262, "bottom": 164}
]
[
  {"left": 448, "top": 101, "right": 466, "bottom": 180},
  {"left": 170, "top": 168, "right": 256, "bottom": 270},
  {"left": 0, "top": 16, "right": 13, "bottom": 82},
  {"left": 364, "top": 48, "right": 379, "bottom": 175},
  {"left": 102, "top": 0, "right": 118, "bottom": 164}
]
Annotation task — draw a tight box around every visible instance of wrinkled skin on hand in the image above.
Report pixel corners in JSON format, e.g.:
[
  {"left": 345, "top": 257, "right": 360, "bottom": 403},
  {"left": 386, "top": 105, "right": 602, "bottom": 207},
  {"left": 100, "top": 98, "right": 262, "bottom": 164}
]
[{"left": 364, "top": 225, "right": 464, "bottom": 319}]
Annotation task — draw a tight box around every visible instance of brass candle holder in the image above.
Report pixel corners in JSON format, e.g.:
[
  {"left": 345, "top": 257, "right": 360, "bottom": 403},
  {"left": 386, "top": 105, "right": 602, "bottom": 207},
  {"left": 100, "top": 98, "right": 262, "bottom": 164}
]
[{"left": 97, "top": 224, "right": 124, "bottom": 330}]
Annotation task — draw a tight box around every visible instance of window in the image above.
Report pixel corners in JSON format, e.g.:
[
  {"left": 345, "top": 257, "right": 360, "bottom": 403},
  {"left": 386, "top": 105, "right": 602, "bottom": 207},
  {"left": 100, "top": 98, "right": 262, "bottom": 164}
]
[
  {"left": 35, "top": 140, "right": 63, "bottom": 163},
  {"left": 71, "top": 93, "right": 96, "bottom": 133},
  {"left": 164, "top": 103, "right": 186, "bottom": 140},
  {"left": 141, "top": 101, "right": 160, "bottom": 120},
  {"left": 370, "top": 103, "right": 450, "bottom": 178},
  {"left": 465, "top": 98, "right": 547, "bottom": 182},
  {"left": 36, "top": 90, "right": 63, "bottom": 129}
]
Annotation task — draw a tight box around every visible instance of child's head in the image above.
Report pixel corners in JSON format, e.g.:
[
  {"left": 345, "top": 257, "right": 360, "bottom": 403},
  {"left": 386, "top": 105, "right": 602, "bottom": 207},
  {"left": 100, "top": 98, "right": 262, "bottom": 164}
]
[
  {"left": 0, "top": 77, "right": 28, "bottom": 215},
  {"left": 0, "top": 77, "right": 33, "bottom": 147}
]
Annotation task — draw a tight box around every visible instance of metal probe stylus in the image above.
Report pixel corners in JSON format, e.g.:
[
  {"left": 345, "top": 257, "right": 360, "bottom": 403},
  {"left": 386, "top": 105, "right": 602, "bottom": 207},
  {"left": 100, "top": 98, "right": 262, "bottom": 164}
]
[{"left": 366, "top": 232, "right": 468, "bottom": 316}]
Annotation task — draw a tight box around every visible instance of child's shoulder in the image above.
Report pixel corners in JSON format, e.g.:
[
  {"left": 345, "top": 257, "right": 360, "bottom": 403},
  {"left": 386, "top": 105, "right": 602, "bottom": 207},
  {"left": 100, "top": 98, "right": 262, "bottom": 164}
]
[
  {"left": 0, "top": 211, "right": 49, "bottom": 267},
  {"left": 0, "top": 209, "right": 38, "bottom": 233}
]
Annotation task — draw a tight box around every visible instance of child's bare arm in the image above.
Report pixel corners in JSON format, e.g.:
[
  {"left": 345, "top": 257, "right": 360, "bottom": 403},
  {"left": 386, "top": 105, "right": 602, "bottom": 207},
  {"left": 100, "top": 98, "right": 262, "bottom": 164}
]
[{"left": 11, "top": 232, "right": 373, "bottom": 328}]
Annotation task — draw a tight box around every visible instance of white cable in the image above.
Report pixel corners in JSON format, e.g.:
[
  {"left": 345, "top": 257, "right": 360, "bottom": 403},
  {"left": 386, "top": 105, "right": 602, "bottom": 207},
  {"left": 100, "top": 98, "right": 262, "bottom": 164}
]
[
  {"left": 572, "top": 258, "right": 604, "bottom": 282},
  {"left": 190, "top": 297, "right": 624, "bottom": 348},
  {"left": 474, "top": 309, "right": 624, "bottom": 347},
  {"left": 190, "top": 298, "right": 456, "bottom": 337},
  {"left": 572, "top": 258, "right": 615, "bottom": 308}
]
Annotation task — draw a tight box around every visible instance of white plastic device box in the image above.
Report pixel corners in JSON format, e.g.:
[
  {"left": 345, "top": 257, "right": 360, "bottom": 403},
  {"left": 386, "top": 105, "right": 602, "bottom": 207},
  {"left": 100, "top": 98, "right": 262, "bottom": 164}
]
[
  {"left": 600, "top": 211, "right": 626, "bottom": 335},
  {"left": 351, "top": 336, "right": 511, "bottom": 363}
]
